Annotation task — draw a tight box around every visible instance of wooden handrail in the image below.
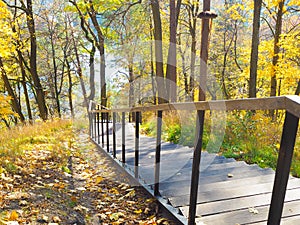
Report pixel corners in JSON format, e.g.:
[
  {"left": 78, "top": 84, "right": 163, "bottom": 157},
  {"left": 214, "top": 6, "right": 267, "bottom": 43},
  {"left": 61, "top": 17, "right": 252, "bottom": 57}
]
[{"left": 90, "top": 95, "right": 300, "bottom": 118}]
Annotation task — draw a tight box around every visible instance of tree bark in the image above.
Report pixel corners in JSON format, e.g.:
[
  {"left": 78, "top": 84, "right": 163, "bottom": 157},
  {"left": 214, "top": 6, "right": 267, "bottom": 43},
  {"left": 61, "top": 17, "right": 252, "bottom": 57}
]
[
  {"left": 166, "top": 0, "right": 177, "bottom": 102},
  {"left": 49, "top": 29, "right": 61, "bottom": 117},
  {"left": 88, "top": 3, "right": 107, "bottom": 107},
  {"left": 295, "top": 80, "right": 300, "bottom": 95},
  {"left": 68, "top": 16, "right": 89, "bottom": 112},
  {"left": 66, "top": 58, "right": 75, "bottom": 119},
  {"left": 88, "top": 46, "right": 96, "bottom": 102},
  {"left": 270, "top": 0, "right": 284, "bottom": 98},
  {"left": 26, "top": 0, "right": 48, "bottom": 120},
  {"left": 249, "top": 0, "right": 262, "bottom": 98},
  {"left": 17, "top": 50, "right": 33, "bottom": 122},
  {"left": 0, "top": 57, "right": 25, "bottom": 122},
  {"left": 188, "top": 0, "right": 200, "bottom": 101},
  {"left": 150, "top": 0, "right": 167, "bottom": 104},
  {"left": 128, "top": 64, "right": 135, "bottom": 122},
  {"left": 149, "top": 19, "right": 157, "bottom": 105}
]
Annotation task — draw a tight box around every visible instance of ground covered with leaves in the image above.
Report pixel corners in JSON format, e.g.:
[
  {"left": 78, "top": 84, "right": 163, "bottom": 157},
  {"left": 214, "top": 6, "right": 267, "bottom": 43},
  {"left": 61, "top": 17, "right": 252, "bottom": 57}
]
[{"left": 0, "top": 120, "right": 175, "bottom": 225}]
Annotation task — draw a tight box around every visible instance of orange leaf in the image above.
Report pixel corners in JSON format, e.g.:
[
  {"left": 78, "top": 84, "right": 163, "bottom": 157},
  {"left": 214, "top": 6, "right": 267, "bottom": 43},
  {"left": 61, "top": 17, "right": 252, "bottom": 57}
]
[{"left": 8, "top": 210, "right": 18, "bottom": 221}]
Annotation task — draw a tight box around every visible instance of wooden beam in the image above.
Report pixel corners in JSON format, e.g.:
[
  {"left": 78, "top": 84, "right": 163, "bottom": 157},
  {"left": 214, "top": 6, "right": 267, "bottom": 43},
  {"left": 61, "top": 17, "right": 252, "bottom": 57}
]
[{"left": 91, "top": 96, "right": 299, "bottom": 114}]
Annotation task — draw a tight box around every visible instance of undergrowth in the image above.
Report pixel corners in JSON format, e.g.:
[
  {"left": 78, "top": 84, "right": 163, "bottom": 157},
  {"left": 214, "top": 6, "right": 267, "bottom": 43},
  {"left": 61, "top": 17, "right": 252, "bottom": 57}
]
[
  {"left": 0, "top": 119, "right": 76, "bottom": 174},
  {"left": 141, "top": 110, "right": 300, "bottom": 177}
]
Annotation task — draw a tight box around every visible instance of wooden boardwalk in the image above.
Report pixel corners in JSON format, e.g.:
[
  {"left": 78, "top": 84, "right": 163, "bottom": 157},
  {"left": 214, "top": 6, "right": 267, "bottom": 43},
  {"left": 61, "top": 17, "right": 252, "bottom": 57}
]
[{"left": 93, "top": 123, "right": 300, "bottom": 225}]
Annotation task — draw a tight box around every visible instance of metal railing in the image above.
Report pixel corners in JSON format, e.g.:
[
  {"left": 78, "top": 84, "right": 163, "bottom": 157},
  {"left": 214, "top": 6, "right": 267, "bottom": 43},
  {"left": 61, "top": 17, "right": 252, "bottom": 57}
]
[{"left": 89, "top": 95, "right": 300, "bottom": 225}]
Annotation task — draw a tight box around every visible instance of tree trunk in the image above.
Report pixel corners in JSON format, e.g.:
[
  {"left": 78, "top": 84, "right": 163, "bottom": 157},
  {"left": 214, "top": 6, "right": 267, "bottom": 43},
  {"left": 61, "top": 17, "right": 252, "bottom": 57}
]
[
  {"left": 100, "top": 47, "right": 106, "bottom": 107},
  {"left": 69, "top": 22, "right": 89, "bottom": 112},
  {"left": 0, "top": 57, "right": 25, "bottom": 122},
  {"left": 26, "top": 0, "right": 48, "bottom": 120},
  {"left": 66, "top": 58, "right": 75, "bottom": 119},
  {"left": 49, "top": 31, "right": 61, "bottom": 118},
  {"left": 149, "top": 17, "right": 157, "bottom": 105},
  {"left": 249, "top": 0, "right": 262, "bottom": 98},
  {"left": 17, "top": 51, "right": 33, "bottom": 122},
  {"left": 128, "top": 64, "right": 135, "bottom": 122},
  {"left": 88, "top": 5, "right": 107, "bottom": 107},
  {"left": 270, "top": 0, "right": 284, "bottom": 98},
  {"left": 295, "top": 80, "right": 300, "bottom": 95},
  {"left": 151, "top": 0, "right": 167, "bottom": 104},
  {"left": 88, "top": 46, "right": 96, "bottom": 102},
  {"left": 166, "top": 0, "right": 177, "bottom": 102},
  {"left": 270, "top": 0, "right": 284, "bottom": 118},
  {"left": 189, "top": 0, "right": 200, "bottom": 101},
  {"left": 11, "top": 10, "right": 33, "bottom": 122}
]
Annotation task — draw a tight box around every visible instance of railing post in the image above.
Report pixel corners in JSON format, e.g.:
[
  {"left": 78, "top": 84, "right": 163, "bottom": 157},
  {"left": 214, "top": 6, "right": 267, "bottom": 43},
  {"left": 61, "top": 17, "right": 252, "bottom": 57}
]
[
  {"left": 267, "top": 111, "right": 299, "bottom": 225},
  {"left": 122, "top": 112, "right": 126, "bottom": 163},
  {"left": 188, "top": 110, "right": 205, "bottom": 225},
  {"left": 154, "top": 110, "right": 163, "bottom": 196},
  {"left": 97, "top": 105, "right": 100, "bottom": 144},
  {"left": 106, "top": 112, "right": 110, "bottom": 153},
  {"left": 135, "top": 111, "right": 140, "bottom": 179},
  {"left": 101, "top": 112, "right": 104, "bottom": 148},
  {"left": 89, "top": 112, "right": 92, "bottom": 138},
  {"left": 112, "top": 112, "right": 117, "bottom": 158},
  {"left": 90, "top": 112, "right": 94, "bottom": 139},
  {"left": 94, "top": 110, "right": 97, "bottom": 141}
]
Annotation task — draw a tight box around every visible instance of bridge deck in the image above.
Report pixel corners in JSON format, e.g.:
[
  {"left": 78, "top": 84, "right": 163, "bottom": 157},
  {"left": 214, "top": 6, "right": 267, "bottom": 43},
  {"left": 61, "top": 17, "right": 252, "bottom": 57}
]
[{"left": 93, "top": 123, "right": 300, "bottom": 225}]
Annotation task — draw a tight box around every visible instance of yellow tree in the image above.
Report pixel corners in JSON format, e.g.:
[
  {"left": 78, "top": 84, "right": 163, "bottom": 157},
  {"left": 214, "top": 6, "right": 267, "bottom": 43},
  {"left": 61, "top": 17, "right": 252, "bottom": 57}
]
[
  {"left": 258, "top": 0, "right": 300, "bottom": 97},
  {"left": 0, "top": 0, "right": 25, "bottom": 123}
]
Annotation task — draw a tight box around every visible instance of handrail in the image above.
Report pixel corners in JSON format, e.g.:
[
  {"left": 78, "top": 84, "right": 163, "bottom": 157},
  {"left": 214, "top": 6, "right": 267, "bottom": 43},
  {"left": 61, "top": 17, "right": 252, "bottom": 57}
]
[
  {"left": 90, "top": 95, "right": 299, "bottom": 117},
  {"left": 89, "top": 95, "right": 300, "bottom": 225}
]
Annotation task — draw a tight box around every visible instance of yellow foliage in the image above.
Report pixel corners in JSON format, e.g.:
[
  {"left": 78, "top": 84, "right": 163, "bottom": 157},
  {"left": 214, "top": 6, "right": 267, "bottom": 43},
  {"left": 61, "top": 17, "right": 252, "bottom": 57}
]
[
  {"left": 0, "top": 1, "right": 16, "bottom": 58},
  {"left": 0, "top": 94, "right": 15, "bottom": 122}
]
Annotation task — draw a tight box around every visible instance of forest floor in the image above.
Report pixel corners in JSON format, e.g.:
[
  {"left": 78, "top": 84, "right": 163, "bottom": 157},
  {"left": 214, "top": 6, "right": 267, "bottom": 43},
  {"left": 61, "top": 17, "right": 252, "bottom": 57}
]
[{"left": 0, "top": 121, "right": 175, "bottom": 225}]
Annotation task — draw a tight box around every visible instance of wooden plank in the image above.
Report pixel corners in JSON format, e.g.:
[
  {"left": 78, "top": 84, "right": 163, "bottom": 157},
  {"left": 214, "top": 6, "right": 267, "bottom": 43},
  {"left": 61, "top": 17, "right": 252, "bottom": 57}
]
[
  {"left": 91, "top": 96, "right": 290, "bottom": 113},
  {"left": 250, "top": 214, "right": 300, "bottom": 225},
  {"left": 169, "top": 175, "right": 298, "bottom": 208},
  {"left": 90, "top": 95, "right": 300, "bottom": 114},
  {"left": 285, "top": 95, "right": 300, "bottom": 118},
  {"left": 179, "top": 186, "right": 300, "bottom": 218},
  {"left": 161, "top": 167, "right": 274, "bottom": 198},
  {"left": 196, "top": 199, "right": 300, "bottom": 225}
]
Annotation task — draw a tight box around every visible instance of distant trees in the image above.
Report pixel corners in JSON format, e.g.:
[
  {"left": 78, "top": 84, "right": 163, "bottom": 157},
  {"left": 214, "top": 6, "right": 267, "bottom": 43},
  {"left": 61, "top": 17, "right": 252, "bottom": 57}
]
[
  {"left": 0, "top": 0, "right": 87, "bottom": 126},
  {"left": 0, "top": 0, "right": 299, "bottom": 128}
]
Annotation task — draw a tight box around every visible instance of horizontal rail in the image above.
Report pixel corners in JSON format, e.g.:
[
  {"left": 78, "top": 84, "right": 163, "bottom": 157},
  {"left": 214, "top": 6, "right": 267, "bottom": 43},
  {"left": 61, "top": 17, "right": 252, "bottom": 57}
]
[{"left": 90, "top": 95, "right": 300, "bottom": 118}]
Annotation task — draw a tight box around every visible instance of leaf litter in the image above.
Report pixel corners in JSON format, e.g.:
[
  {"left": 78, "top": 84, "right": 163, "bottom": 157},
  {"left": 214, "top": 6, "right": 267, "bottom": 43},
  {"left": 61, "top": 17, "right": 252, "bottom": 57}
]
[{"left": 0, "top": 122, "right": 175, "bottom": 224}]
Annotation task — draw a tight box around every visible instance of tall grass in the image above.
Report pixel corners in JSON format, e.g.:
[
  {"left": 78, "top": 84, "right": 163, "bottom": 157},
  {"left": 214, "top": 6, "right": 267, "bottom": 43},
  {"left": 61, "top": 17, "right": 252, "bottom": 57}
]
[{"left": 0, "top": 119, "right": 75, "bottom": 173}]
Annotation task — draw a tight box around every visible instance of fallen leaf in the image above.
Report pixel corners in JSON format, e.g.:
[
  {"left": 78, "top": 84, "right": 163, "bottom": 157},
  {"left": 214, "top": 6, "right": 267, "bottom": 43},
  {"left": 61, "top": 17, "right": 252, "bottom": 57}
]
[
  {"left": 125, "top": 190, "right": 135, "bottom": 198},
  {"left": 109, "top": 213, "right": 119, "bottom": 221},
  {"left": 134, "top": 209, "right": 143, "bottom": 214},
  {"left": 144, "top": 207, "right": 151, "bottom": 214},
  {"left": 19, "top": 200, "right": 28, "bottom": 206},
  {"left": 248, "top": 207, "right": 259, "bottom": 214},
  {"left": 110, "top": 188, "right": 119, "bottom": 195},
  {"left": 8, "top": 211, "right": 18, "bottom": 221},
  {"left": 95, "top": 176, "right": 104, "bottom": 184},
  {"left": 52, "top": 216, "right": 61, "bottom": 223}
]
